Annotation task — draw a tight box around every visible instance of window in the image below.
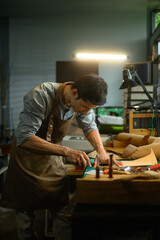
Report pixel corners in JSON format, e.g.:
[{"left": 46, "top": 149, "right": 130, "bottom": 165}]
[
  {"left": 151, "top": 8, "right": 160, "bottom": 33},
  {"left": 155, "top": 11, "right": 160, "bottom": 29}
]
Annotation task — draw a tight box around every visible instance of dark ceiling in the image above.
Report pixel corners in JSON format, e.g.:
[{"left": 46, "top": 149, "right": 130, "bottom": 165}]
[{"left": 0, "top": 0, "right": 160, "bottom": 17}]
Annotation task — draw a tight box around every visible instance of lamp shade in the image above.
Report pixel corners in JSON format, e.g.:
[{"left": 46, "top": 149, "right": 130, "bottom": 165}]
[{"left": 119, "top": 69, "right": 138, "bottom": 89}]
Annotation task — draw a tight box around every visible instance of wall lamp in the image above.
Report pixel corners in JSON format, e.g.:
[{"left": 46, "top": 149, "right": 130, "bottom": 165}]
[
  {"left": 120, "top": 68, "right": 160, "bottom": 136},
  {"left": 73, "top": 52, "right": 128, "bottom": 61}
]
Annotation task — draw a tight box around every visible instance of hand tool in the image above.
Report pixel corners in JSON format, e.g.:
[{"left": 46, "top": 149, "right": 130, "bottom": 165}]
[
  {"left": 148, "top": 163, "right": 160, "bottom": 171},
  {"left": 96, "top": 154, "right": 100, "bottom": 178},
  {"left": 109, "top": 154, "right": 113, "bottom": 178},
  {"left": 103, "top": 169, "right": 131, "bottom": 175}
]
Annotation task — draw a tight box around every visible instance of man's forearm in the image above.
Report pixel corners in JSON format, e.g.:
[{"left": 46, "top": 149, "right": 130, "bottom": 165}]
[
  {"left": 86, "top": 130, "right": 123, "bottom": 167},
  {"left": 20, "top": 135, "right": 91, "bottom": 166},
  {"left": 20, "top": 135, "right": 68, "bottom": 156},
  {"left": 86, "top": 129, "right": 105, "bottom": 153}
]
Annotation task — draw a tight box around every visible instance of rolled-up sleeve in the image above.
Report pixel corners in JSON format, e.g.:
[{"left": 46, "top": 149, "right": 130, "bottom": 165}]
[
  {"left": 15, "top": 85, "right": 53, "bottom": 146},
  {"left": 76, "top": 109, "right": 98, "bottom": 136}
]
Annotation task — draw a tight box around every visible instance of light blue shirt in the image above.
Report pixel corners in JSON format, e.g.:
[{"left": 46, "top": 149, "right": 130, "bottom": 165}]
[{"left": 15, "top": 82, "right": 98, "bottom": 145}]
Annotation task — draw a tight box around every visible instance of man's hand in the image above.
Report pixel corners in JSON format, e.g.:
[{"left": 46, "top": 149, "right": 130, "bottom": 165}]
[
  {"left": 66, "top": 149, "right": 91, "bottom": 167},
  {"left": 86, "top": 130, "right": 123, "bottom": 167},
  {"left": 93, "top": 151, "right": 123, "bottom": 167}
]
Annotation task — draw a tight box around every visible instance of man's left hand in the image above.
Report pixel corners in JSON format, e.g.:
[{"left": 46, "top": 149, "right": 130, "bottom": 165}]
[{"left": 93, "top": 151, "right": 123, "bottom": 167}]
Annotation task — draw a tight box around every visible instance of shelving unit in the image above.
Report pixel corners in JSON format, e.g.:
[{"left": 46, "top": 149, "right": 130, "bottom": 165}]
[
  {"left": 128, "top": 111, "right": 160, "bottom": 135},
  {"left": 123, "top": 85, "right": 154, "bottom": 132}
]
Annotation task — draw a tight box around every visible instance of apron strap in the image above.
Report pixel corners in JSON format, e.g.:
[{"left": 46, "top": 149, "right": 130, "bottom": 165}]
[{"left": 46, "top": 82, "right": 72, "bottom": 142}]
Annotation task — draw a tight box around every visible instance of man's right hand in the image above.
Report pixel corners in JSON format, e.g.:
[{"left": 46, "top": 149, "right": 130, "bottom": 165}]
[{"left": 66, "top": 149, "right": 91, "bottom": 167}]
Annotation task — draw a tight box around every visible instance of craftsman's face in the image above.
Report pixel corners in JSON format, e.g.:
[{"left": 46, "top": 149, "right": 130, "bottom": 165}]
[{"left": 71, "top": 89, "right": 98, "bottom": 114}]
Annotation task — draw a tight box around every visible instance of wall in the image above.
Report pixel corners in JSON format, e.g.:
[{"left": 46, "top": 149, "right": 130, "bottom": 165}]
[
  {"left": 0, "top": 18, "right": 9, "bottom": 141},
  {"left": 9, "top": 10, "right": 147, "bottom": 130}
]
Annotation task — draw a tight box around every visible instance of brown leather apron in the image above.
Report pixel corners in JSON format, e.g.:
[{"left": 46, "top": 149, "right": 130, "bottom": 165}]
[{"left": 1, "top": 83, "right": 75, "bottom": 211}]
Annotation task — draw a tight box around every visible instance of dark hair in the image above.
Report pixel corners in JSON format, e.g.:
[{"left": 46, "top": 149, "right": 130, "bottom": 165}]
[{"left": 71, "top": 73, "right": 108, "bottom": 105}]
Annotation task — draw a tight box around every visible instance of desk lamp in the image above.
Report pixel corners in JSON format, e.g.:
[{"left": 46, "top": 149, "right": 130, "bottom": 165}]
[{"left": 119, "top": 68, "right": 160, "bottom": 137}]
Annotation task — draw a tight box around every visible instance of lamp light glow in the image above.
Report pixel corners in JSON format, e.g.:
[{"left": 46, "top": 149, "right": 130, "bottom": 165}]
[{"left": 75, "top": 53, "right": 127, "bottom": 60}]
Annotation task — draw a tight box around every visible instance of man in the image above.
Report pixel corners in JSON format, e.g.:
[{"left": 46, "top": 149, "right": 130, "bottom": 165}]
[{"left": 1, "top": 73, "right": 122, "bottom": 240}]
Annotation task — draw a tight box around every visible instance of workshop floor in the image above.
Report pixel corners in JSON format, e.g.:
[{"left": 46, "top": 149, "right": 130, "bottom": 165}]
[
  {"left": 0, "top": 206, "right": 158, "bottom": 240},
  {"left": 0, "top": 207, "right": 53, "bottom": 240}
]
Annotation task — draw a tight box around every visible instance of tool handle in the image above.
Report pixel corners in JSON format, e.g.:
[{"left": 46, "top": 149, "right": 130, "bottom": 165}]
[
  {"left": 149, "top": 163, "right": 160, "bottom": 171},
  {"left": 96, "top": 165, "right": 100, "bottom": 178},
  {"left": 109, "top": 154, "right": 113, "bottom": 178},
  {"left": 104, "top": 169, "right": 109, "bottom": 174}
]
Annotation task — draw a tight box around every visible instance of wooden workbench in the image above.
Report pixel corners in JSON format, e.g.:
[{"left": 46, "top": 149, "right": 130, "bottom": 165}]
[{"left": 76, "top": 173, "right": 160, "bottom": 205}]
